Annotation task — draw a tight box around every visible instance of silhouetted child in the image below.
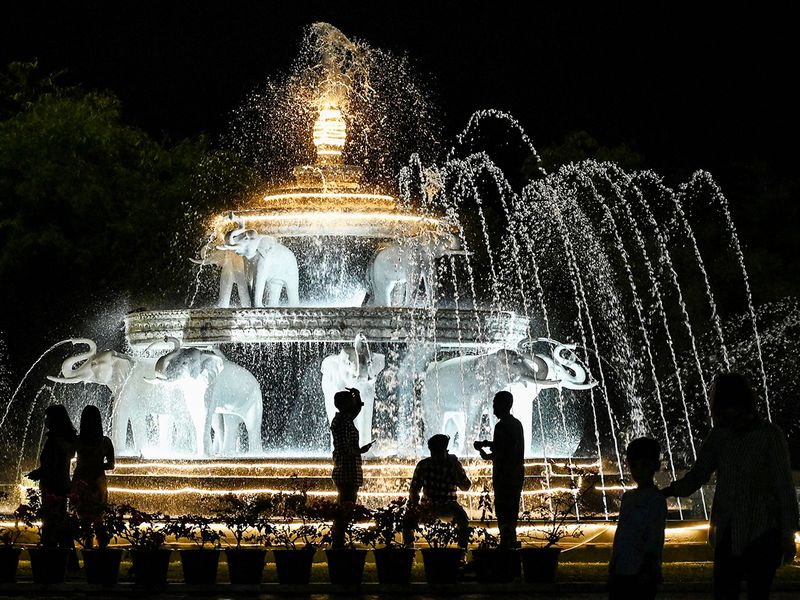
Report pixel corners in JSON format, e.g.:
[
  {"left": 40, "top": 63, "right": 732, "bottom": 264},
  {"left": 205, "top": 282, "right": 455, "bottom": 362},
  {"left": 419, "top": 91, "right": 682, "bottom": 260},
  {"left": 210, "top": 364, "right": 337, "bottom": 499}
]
[{"left": 609, "top": 437, "right": 667, "bottom": 600}]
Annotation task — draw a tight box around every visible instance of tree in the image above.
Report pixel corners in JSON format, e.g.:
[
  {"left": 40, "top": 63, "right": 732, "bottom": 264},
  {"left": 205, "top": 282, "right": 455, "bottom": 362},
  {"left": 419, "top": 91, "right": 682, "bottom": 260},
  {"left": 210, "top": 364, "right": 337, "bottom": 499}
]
[{"left": 0, "top": 62, "right": 260, "bottom": 366}]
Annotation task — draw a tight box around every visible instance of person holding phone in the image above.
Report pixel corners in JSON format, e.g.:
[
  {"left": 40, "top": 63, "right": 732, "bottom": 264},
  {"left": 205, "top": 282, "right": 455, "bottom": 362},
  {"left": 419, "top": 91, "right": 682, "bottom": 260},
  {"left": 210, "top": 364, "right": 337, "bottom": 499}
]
[{"left": 330, "top": 387, "right": 373, "bottom": 547}]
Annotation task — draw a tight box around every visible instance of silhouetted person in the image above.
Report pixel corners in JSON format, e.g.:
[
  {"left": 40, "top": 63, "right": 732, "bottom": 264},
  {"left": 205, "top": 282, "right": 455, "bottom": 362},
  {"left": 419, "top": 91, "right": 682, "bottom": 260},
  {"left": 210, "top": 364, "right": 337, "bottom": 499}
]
[
  {"left": 609, "top": 437, "right": 667, "bottom": 600},
  {"left": 474, "top": 390, "right": 525, "bottom": 547},
  {"left": 662, "top": 373, "right": 799, "bottom": 599},
  {"left": 72, "top": 405, "right": 115, "bottom": 547},
  {"left": 330, "top": 388, "right": 373, "bottom": 548},
  {"left": 403, "top": 434, "right": 472, "bottom": 548},
  {"left": 26, "top": 404, "right": 76, "bottom": 548}
]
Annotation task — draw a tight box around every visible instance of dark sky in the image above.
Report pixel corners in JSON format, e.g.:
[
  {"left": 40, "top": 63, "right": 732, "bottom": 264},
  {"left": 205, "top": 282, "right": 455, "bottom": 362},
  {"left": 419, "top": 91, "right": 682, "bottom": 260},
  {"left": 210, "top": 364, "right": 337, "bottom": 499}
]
[{"left": 2, "top": 1, "right": 797, "bottom": 180}]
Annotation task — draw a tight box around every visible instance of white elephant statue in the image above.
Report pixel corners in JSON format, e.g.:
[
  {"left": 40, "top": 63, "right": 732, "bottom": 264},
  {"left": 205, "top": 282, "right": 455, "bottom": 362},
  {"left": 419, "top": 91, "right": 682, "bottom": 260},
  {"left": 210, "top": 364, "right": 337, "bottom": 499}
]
[
  {"left": 190, "top": 241, "right": 251, "bottom": 308},
  {"left": 207, "top": 357, "right": 264, "bottom": 455},
  {"left": 521, "top": 339, "right": 596, "bottom": 391},
  {"left": 217, "top": 222, "right": 299, "bottom": 307},
  {"left": 513, "top": 339, "right": 598, "bottom": 456},
  {"left": 48, "top": 338, "right": 264, "bottom": 457},
  {"left": 422, "top": 348, "right": 540, "bottom": 454},
  {"left": 320, "top": 332, "right": 385, "bottom": 447},
  {"left": 368, "top": 233, "right": 468, "bottom": 307}
]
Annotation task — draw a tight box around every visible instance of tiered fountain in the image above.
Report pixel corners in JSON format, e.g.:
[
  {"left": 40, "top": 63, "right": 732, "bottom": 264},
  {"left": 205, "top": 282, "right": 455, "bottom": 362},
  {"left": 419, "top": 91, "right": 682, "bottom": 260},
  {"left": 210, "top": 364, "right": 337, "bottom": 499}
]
[
  {"left": 8, "top": 23, "right": 766, "bottom": 520},
  {"left": 19, "top": 24, "right": 600, "bottom": 515}
]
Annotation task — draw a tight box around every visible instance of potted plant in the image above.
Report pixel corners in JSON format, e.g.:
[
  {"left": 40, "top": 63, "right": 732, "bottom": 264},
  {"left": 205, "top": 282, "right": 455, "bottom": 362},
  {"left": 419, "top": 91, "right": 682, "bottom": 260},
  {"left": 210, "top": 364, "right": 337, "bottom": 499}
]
[
  {"left": 169, "top": 513, "right": 225, "bottom": 585},
  {"left": 119, "top": 506, "right": 173, "bottom": 589},
  {"left": 15, "top": 488, "right": 71, "bottom": 584},
  {"left": 75, "top": 502, "right": 126, "bottom": 586},
  {"left": 316, "top": 500, "right": 371, "bottom": 586},
  {"left": 0, "top": 492, "right": 23, "bottom": 583},
  {"left": 519, "top": 468, "right": 598, "bottom": 583},
  {"left": 215, "top": 493, "right": 272, "bottom": 585},
  {"left": 361, "top": 498, "right": 416, "bottom": 585},
  {"left": 470, "top": 487, "right": 519, "bottom": 584},
  {"left": 267, "top": 491, "right": 325, "bottom": 585},
  {"left": 417, "top": 512, "right": 468, "bottom": 585}
]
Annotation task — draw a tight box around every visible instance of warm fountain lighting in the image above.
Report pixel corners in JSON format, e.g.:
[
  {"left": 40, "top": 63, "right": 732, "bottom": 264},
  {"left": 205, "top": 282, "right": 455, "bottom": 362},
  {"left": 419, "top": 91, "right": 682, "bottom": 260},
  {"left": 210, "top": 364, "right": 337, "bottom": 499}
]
[{"left": 312, "top": 107, "right": 347, "bottom": 162}]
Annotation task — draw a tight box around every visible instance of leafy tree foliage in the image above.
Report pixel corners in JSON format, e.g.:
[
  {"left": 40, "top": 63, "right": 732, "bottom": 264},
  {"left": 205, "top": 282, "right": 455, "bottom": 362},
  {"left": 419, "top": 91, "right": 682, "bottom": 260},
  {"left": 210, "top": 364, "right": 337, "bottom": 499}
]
[{"left": 0, "top": 62, "right": 259, "bottom": 361}]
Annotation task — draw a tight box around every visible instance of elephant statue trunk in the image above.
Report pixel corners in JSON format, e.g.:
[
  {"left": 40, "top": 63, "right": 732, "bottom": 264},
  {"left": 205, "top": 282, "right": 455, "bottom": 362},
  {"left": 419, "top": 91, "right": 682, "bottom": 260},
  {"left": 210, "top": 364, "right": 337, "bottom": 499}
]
[
  {"left": 47, "top": 338, "right": 98, "bottom": 383},
  {"left": 353, "top": 332, "right": 373, "bottom": 381},
  {"left": 151, "top": 336, "right": 181, "bottom": 381}
]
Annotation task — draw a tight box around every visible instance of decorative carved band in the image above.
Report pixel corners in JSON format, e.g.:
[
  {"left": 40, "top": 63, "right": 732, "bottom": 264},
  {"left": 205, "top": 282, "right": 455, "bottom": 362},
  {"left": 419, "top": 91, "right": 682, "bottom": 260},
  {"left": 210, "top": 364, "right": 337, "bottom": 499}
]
[{"left": 125, "top": 307, "right": 529, "bottom": 349}]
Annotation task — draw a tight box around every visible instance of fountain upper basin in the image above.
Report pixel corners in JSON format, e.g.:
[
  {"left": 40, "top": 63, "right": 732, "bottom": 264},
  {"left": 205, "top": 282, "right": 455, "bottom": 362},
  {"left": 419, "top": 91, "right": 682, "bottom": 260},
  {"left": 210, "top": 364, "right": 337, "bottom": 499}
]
[{"left": 125, "top": 307, "right": 529, "bottom": 349}]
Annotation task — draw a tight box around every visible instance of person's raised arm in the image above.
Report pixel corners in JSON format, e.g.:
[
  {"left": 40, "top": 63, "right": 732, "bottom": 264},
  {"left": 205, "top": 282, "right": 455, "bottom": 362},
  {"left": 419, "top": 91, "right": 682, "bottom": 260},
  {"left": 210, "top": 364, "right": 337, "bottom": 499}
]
[{"left": 662, "top": 428, "right": 719, "bottom": 497}]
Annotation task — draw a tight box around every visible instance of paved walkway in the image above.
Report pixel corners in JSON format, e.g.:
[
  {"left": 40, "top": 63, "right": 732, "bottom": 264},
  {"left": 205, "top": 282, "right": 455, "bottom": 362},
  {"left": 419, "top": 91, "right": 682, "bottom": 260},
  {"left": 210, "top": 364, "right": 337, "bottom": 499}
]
[{"left": 1, "top": 583, "right": 799, "bottom": 598}]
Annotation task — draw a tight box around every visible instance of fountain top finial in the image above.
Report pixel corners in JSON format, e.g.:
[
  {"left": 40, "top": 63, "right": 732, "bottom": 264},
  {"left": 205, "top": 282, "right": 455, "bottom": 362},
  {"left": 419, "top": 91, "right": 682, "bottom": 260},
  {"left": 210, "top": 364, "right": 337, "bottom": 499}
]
[{"left": 312, "top": 105, "right": 346, "bottom": 165}]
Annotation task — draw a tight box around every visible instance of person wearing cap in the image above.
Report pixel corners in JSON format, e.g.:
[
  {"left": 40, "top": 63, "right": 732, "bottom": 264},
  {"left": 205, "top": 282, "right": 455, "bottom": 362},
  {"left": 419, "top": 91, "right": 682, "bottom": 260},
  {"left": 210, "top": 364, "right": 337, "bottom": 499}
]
[
  {"left": 330, "top": 387, "right": 374, "bottom": 548},
  {"left": 474, "top": 390, "right": 525, "bottom": 547},
  {"left": 402, "top": 433, "right": 472, "bottom": 548}
]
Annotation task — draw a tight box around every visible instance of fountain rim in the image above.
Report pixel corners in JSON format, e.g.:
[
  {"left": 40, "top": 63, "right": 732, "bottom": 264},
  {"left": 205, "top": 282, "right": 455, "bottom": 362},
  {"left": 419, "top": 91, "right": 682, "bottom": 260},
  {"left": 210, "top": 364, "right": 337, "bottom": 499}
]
[{"left": 124, "top": 306, "right": 530, "bottom": 349}]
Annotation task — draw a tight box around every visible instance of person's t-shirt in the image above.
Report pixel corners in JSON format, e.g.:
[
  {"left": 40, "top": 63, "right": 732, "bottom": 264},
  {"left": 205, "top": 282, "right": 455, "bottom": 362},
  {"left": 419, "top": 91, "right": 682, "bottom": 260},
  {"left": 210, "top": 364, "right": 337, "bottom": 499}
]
[{"left": 610, "top": 486, "right": 667, "bottom": 578}]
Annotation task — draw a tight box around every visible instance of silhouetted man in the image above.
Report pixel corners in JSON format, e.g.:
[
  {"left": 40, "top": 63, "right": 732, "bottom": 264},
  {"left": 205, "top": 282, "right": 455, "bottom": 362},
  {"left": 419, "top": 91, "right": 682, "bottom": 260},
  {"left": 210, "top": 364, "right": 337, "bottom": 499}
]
[
  {"left": 403, "top": 434, "right": 471, "bottom": 548},
  {"left": 474, "top": 390, "right": 525, "bottom": 547},
  {"left": 330, "top": 388, "right": 373, "bottom": 548}
]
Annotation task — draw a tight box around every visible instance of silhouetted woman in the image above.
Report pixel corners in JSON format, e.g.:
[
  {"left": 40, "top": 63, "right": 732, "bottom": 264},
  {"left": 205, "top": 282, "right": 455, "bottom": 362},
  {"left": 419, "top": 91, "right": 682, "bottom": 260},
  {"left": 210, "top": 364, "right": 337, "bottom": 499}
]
[
  {"left": 663, "top": 373, "right": 799, "bottom": 599},
  {"left": 26, "top": 404, "right": 77, "bottom": 548},
  {"left": 72, "top": 405, "right": 115, "bottom": 547}
]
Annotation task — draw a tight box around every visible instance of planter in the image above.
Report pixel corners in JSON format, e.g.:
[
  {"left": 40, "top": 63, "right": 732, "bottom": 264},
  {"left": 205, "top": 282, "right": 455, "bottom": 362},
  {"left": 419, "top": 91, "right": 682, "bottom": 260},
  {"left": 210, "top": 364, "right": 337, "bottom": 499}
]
[
  {"left": 82, "top": 548, "right": 123, "bottom": 586},
  {"left": 0, "top": 547, "right": 22, "bottom": 583},
  {"left": 28, "top": 547, "right": 70, "bottom": 584},
  {"left": 325, "top": 549, "right": 367, "bottom": 585},
  {"left": 130, "top": 549, "right": 172, "bottom": 588},
  {"left": 420, "top": 548, "right": 464, "bottom": 585},
  {"left": 179, "top": 549, "right": 220, "bottom": 585},
  {"left": 373, "top": 547, "right": 415, "bottom": 585},
  {"left": 225, "top": 548, "right": 267, "bottom": 585},
  {"left": 472, "top": 548, "right": 519, "bottom": 583},
  {"left": 272, "top": 548, "right": 315, "bottom": 585},
  {"left": 520, "top": 546, "right": 561, "bottom": 583}
]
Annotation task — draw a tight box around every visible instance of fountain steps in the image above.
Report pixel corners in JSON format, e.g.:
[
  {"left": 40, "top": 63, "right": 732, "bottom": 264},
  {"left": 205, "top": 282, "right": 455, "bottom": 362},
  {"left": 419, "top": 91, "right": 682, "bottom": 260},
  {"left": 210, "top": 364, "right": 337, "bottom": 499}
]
[{"left": 104, "top": 457, "right": 631, "bottom": 516}]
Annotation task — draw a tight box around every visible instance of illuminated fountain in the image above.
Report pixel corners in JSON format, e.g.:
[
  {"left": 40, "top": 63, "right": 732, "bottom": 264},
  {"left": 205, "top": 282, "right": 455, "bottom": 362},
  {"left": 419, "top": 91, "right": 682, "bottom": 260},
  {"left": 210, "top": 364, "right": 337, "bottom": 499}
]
[{"left": 4, "top": 23, "right": 774, "bottom": 519}]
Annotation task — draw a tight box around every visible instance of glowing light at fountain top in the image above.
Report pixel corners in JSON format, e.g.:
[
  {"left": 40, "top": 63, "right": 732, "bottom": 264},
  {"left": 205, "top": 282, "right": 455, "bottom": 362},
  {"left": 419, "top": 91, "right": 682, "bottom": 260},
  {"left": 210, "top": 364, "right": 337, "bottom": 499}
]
[
  {"left": 207, "top": 23, "right": 451, "bottom": 239},
  {"left": 312, "top": 107, "right": 347, "bottom": 163}
]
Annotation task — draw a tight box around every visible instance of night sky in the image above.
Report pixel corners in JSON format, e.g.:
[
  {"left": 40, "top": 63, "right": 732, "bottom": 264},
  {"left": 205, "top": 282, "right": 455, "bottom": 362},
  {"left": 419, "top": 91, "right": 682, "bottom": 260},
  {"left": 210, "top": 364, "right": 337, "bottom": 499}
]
[{"left": 2, "top": 2, "right": 796, "bottom": 180}]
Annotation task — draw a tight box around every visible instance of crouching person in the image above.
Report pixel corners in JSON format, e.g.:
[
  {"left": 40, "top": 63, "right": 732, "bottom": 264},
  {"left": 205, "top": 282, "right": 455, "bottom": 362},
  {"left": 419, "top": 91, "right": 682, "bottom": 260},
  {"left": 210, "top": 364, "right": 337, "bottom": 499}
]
[{"left": 403, "top": 434, "right": 471, "bottom": 548}]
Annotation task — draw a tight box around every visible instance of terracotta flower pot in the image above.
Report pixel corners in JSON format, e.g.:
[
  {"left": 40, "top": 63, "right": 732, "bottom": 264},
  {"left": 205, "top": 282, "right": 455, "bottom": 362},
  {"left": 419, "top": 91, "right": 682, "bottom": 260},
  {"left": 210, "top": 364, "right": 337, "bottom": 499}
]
[
  {"left": 272, "top": 548, "right": 315, "bottom": 585},
  {"left": 325, "top": 548, "right": 367, "bottom": 585},
  {"left": 82, "top": 547, "right": 123, "bottom": 586},
  {"left": 520, "top": 546, "right": 561, "bottom": 583},
  {"left": 420, "top": 547, "right": 464, "bottom": 584},
  {"left": 130, "top": 548, "right": 172, "bottom": 588},
  {"left": 225, "top": 548, "right": 267, "bottom": 584},
  {"left": 373, "top": 547, "right": 415, "bottom": 585},
  {"left": 179, "top": 548, "right": 220, "bottom": 585},
  {"left": 28, "top": 547, "right": 70, "bottom": 584},
  {"left": 0, "top": 547, "right": 22, "bottom": 583}
]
